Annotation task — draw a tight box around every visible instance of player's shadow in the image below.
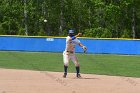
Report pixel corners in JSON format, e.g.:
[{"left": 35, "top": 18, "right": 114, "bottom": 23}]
[
  {"left": 79, "top": 77, "right": 99, "bottom": 79},
  {"left": 72, "top": 77, "right": 99, "bottom": 79},
  {"left": 81, "top": 77, "right": 99, "bottom": 79}
]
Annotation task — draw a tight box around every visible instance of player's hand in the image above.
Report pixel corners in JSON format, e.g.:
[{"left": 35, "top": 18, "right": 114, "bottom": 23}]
[
  {"left": 77, "top": 33, "right": 82, "bottom": 37},
  {"left": 75, "top": 33, "right": 82, "bottom": 38}
]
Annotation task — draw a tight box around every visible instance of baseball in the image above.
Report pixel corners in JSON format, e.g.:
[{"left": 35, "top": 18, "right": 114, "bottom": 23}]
[{"left": 44, "top": 19, "right": 47, "bottom": 22}]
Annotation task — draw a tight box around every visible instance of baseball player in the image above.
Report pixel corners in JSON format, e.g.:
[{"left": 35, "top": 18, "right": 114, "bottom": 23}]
[{"left": 63, "top": 29, "right": 87, "bottom": 78}]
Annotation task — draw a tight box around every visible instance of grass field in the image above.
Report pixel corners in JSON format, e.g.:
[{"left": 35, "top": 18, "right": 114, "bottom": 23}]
[{"left": 0, "top": 51, "right": 140, "bottom": 77}]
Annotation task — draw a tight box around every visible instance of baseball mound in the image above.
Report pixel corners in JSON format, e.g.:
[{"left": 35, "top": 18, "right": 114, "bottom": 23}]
[{"left": 0, "top": 68, "right": 139, "bottom": 93}]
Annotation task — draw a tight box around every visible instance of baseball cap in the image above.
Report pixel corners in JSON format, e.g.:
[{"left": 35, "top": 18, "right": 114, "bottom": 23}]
[{"left": 68, "top": 30, "right": 74, "bottom": 34}]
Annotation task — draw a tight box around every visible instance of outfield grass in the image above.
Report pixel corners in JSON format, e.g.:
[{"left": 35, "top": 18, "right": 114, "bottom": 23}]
[{"left": 0, "top": 51, "right": 140, "bottom": 77}]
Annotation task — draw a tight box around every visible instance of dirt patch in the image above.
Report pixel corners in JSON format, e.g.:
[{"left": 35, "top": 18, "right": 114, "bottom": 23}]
[{"left": 0, "top": 68, "right": 139, "bottom": 93}]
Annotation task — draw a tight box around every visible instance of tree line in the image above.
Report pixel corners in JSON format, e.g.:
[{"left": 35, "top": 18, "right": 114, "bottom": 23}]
[{"left": 0, "top": 0, "right": 140, "bottom": 38}]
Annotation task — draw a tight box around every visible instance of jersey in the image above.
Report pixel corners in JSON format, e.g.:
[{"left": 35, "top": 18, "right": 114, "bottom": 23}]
[{"left": 64, "top": 36, "right": 81, "bottom": 53}]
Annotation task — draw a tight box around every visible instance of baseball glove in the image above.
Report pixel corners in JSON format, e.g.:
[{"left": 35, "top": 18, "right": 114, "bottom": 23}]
[{"left": 82, "top": 46, "right": 87, "bottom": 53}]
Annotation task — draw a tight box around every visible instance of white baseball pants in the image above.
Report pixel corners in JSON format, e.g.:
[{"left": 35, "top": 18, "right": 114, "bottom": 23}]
[{"left": 63, "top": 51, "right": 79, "bottom": 66}]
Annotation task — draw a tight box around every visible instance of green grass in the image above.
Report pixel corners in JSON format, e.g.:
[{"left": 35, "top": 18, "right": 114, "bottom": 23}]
[{"left": 0, "top": 51, "right": 140, "bottom": 77}]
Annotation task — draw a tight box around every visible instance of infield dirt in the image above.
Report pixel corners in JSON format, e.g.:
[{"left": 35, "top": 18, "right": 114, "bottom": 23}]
[{"left": 0, "top": 68, "right": 139, "bottom": 93}]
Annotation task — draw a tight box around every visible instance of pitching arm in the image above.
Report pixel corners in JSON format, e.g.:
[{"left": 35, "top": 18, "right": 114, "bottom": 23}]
[{"left": 69, "top": 33, "right": 82, "bottom": 41}]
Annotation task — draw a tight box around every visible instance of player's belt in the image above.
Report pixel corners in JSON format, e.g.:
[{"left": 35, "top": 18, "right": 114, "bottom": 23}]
[{"left": 66, "top": 51, "right": 74, "bottom": 53}]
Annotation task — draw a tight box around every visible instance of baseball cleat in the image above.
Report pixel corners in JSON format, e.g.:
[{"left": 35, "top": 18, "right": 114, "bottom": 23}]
[
  {"left": 76, "top": 74, "right": 81, "bottom": 78},
  {"left": 63, "top": 73, "right": 67, "bottom": 78}
]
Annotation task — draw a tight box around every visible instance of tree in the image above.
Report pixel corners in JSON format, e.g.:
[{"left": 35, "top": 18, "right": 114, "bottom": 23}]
[{"left": 0, "top": 0, "right": 140, "bottom": 38}]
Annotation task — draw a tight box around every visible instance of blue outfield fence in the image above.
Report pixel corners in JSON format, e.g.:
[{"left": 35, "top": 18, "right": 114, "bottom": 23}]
[{"left": 0, "top": 36, "right": 140, "bottom": 55}]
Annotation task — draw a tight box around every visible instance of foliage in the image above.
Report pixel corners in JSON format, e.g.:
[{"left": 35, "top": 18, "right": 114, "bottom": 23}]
[
  {"left": 84, "top": 27, "right": 112, "bottom": 38},
  {"left": 0, "top": 0, "right": 140, "bottom": 38}
]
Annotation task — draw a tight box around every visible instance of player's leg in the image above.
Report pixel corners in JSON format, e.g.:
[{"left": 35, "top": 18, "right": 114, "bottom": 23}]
[
  {"left": 71, "top": 54, "right": 81, "bottom": 78},
  {"left": 63, "top": 52, "right": 70, "bottom": 78}
]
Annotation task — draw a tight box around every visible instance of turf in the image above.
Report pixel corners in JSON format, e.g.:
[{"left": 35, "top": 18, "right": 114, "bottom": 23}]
[{"left": 0, "top": 51, "right": 140, "bottom": 77}]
